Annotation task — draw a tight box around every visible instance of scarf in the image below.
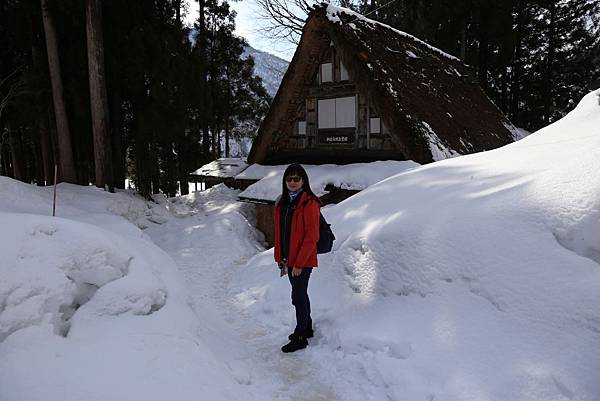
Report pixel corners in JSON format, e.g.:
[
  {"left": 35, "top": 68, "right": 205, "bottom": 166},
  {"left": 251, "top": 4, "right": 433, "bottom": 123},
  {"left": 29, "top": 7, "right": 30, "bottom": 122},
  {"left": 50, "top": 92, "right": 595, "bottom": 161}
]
[{"left": 288, "top": 188, "right": 303, "bottom": 202}]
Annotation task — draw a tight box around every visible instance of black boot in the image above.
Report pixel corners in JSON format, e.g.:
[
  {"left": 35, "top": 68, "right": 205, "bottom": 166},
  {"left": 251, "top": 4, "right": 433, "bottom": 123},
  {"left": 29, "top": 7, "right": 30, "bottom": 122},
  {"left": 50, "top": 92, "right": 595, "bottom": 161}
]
[
  {"left": 281, "top": 335, "right": 308, "bottom": 353},
  {"left": 288, "top": 318, "right": 313, "bottom": 340}
]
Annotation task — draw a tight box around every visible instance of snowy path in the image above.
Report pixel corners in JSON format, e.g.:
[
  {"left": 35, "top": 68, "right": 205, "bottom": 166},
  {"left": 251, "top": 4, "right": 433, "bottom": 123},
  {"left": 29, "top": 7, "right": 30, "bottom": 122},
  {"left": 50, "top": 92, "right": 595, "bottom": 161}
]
[{"left": 145, "top": 188, "right": 339, "bottom": 401}]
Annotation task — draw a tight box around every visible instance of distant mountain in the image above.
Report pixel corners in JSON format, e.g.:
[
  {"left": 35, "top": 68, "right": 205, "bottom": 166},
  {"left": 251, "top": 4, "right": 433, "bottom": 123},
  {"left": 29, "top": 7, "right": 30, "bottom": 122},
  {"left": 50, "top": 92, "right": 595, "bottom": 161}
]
[{"left": 243, "top": 46, "right": 289, "bottom": 97}]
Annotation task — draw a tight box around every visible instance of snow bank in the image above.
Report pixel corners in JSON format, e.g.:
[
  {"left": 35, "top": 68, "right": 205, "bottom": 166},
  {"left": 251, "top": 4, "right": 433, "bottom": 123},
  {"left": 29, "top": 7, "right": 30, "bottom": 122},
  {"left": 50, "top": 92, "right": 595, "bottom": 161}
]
[
  {"left": 232, "top": 90, "right": 600, "bottom": 400},
  {"left": 0, "top": 179, "right": 170, "bottom": 233},
  {"left": 238, "top": 160, "right": 419, "bottom": 201},
  {"left": 0, "top": 179, "right": 251, "bottom": 401}
]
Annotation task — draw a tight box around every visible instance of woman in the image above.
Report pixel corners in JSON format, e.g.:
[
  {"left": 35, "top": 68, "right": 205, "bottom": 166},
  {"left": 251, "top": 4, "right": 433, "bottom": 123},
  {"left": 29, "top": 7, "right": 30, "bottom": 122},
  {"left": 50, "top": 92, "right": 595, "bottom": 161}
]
[{"left": 274, "top": 164, "right": 321, "bottom": 353}]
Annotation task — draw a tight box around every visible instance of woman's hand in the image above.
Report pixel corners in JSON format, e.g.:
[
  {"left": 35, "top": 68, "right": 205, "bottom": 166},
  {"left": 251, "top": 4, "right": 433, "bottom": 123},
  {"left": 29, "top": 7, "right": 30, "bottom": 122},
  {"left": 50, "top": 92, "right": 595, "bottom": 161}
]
[{"left": 292, "top": 267, "right": 302, "bottom": 277}]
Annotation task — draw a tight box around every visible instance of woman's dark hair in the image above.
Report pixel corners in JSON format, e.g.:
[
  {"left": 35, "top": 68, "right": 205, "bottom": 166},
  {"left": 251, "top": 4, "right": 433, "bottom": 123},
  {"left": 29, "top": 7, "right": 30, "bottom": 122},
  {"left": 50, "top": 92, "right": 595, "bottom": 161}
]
[{"left": 280, "top": 163, "right": 321, "bottom": 205}]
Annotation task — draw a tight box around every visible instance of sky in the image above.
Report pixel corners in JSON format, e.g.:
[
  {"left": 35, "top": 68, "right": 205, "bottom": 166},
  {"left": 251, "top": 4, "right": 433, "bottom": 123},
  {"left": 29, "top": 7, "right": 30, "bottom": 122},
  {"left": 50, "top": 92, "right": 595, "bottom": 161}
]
[{"left": 184, "top": 0, "right": 298, "bottom": 61}]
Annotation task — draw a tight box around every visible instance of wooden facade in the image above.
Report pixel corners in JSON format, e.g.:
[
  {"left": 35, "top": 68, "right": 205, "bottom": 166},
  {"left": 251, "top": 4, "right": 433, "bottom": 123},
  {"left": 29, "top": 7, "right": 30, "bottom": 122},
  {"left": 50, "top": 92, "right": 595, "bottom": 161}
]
[{"left": 282, "top": 44, "right": 398, "bottom": 157}]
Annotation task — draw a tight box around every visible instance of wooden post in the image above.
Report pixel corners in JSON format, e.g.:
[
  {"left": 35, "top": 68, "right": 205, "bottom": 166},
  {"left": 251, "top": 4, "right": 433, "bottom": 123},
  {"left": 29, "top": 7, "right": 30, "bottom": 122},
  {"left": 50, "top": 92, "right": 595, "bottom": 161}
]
[{"left": 52, "top": 164, "right": 57, "bottom": 216}]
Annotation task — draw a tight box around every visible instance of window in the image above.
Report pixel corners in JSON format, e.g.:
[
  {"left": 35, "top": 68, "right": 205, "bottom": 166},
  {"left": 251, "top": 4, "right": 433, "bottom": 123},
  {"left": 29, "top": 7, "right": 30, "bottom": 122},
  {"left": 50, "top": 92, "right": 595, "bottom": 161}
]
[
  {"left": 340, "top": 62, "right": 349, "bottom": 81},
  {"left": 298, "top": 121, "right": 306, "bottom": 136},
  {"left": 318, "top": 99, "right": 335, "bottom": 128},
  {"left": 318, "top": 96, "right": 356, "bottom": 129},
  {"left": 321, "top": 63, "right": 333, "bottom": 83},
  {"left": 370, "top": 117, "right": 381, "bottom": 134},
  {"left": 335, "top": 96, "right": 355, "bottom": 127}
]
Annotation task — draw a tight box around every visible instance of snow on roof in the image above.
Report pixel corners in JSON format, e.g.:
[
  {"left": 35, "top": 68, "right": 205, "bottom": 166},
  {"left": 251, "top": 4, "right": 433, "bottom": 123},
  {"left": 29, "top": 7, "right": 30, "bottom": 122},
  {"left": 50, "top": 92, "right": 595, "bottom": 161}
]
[
  {"left": 325, "top": 4, "right": 460, "bottom": 62},
  {"left": 235, "top": 164, "right": 282, "bottom": 181},
  {"left": 420, "top": 121, "right": 460, "bottom": 161},
  {"left": 238, "top": 160, "right": 420, "bottom": 202},
  {"left": 503, "top": 121, "right": 531, "bottom": 141},
  {"left": 190, "top": 158, "right": 248, "bottom": 178}
]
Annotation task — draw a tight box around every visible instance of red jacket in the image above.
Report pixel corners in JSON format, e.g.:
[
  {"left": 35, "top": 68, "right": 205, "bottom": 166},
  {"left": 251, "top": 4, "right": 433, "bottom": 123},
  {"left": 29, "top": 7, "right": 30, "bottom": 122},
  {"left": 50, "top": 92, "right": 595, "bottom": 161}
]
[{"left": 274, "top": 192, "right": 320, "bottom": 269}]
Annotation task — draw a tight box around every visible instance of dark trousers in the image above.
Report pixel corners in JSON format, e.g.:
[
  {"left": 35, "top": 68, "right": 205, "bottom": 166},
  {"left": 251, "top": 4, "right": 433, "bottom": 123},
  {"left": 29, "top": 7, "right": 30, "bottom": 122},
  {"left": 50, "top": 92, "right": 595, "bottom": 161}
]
[{"left": 288, "top": 267, "right": 312, "bottom": 335}]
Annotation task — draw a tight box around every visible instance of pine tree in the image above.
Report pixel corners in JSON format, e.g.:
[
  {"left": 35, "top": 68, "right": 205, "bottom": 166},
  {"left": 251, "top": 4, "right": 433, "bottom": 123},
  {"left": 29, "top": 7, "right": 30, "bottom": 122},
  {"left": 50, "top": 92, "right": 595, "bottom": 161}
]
[
  {"left": 85, "top": 0, "right": 113, "bottom": 191},
  {"left": 41, "top": 0, "right": 77, "bottom": 183},
  {"left": 2, "top": 0, "right": 269, "bottom": 197}
]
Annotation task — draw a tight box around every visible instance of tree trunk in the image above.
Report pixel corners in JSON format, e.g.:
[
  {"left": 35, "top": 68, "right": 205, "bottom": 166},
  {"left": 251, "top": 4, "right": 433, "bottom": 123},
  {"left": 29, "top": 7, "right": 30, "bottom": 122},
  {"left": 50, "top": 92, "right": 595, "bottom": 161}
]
[
  {"left": 198, "top": 0, "right": 210, "bottom": 156},
  {"left": 217, "top": 127, "right": 221, "bottom": 159},
  {"left": 542, "top": 2, "right": 556, "bottom": 125},
  {"left": 460, "top": 16, "right": 467, "bottom": 61},
  {"left": 211, "top": 124, "right": 219, "bottom": 160},
  {"left": 39, "top": 113, "right": 54, "bottom": 185},
  {"left": 500, "top": 67, "right": 509, "bottom": 114},
  {"left": 134, "top": 124, "right": 151, "bottom": 197},
  {"left": 41, "top": 0, "right": 77, "bottom": 183},
  {"left": 86, "top": 0, "right": 113, "bottom": 191},
  {"left": 47, "top": 102, "right": 60, "bottom": 168},
  {"left": 174, "top": 0, "right": 188, "bottom": 195},
  {"left": 225, "top": 64, "right": 230, "bottom": 158},
  {"left": 477, "top": 7, "right": 490, "bottom": 92},
  {"left": 8, "top": 124, "right": 25, "bottom": 182},
  {"left": 23, "top": 131, "right": 35, "bottom": 182},
  {"left": 168, "top": 142, "right": 178, "bottom": 197},
  {"left": 31, "top": 123, "right": 45, "bottom": 185},
  {"left": 0, "top": 143, "right": 10, "bottom": 177},
  {"left": 177, "top": 140, "right": 189, "bottom": 195},
  {"left": 109, "top": 83, "right": 125, "bottom": 188},
  {"left": 224, "top": 118, "right": 230, "bottom": 158},
  {"left": 150, "top": 142, "right": 160, "bottom": 194},
  {"left": 0, "top": 134, "right": 5, "bottom": 177},
  {"left": 30, "top": 12, "right": 54, "bottom": 185},
  {"left": 175, "top": 0, "right": 181, "bottom": 28},
  {"left": 509, "top": 1, "right": 524, "bottom": 124}
]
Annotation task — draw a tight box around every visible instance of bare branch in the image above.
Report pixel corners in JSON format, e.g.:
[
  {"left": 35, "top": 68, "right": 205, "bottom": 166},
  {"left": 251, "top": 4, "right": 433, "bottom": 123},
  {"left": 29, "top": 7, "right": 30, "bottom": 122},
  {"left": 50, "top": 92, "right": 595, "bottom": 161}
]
[{"left": 253, "top": 0, "right": 313, "bottom": 44}]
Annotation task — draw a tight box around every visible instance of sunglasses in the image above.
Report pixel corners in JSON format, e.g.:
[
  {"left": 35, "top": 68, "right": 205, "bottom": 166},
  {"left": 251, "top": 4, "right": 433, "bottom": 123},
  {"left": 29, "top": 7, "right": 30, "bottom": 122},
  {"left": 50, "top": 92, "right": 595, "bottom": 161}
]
[{"left": 285, "top": 176, "right": 302, "bottom": 183}]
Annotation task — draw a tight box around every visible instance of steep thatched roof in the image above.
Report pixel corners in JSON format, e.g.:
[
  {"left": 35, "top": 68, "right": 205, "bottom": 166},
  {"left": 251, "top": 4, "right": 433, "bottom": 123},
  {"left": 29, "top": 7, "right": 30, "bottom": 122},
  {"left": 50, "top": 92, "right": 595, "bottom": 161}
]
[{"left": 248, "top": 4, "right": 517, "bottom": 165}]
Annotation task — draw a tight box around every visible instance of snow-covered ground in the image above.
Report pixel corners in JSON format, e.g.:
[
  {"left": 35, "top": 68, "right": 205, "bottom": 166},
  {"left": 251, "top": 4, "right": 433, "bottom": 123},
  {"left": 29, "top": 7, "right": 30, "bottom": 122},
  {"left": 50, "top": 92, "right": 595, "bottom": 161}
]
[
  {"left": 1, "top": 89, "right": 600, "bottom": 401},
  {"left": 231, "top": 90, "right": 600, "bottom": 400},
  {"left": 0, "top": 183, "right": 254, "bottom": 401}
]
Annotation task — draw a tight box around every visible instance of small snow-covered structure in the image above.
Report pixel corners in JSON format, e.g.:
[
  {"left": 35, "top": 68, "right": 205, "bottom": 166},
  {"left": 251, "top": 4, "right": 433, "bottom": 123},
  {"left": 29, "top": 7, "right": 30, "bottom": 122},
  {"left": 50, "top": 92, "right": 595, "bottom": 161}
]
[
  {"left": 189, "top": 158, "right": 250, "bottom": 190},
  {"left": 248, "top": 4, "right": 516, "bottom": 166}
]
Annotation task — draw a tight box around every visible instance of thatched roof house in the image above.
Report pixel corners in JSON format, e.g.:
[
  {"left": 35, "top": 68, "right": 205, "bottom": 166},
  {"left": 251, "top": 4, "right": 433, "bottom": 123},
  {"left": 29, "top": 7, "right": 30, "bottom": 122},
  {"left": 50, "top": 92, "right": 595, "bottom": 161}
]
[{"left": 248, "top": 4, "right": 517, "bottom": 165}]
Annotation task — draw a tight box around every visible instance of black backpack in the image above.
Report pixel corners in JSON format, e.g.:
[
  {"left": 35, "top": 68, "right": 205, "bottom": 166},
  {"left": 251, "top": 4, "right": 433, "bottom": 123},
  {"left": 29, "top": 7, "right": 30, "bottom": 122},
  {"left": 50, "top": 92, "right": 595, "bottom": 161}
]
[{"left": 317, "top": 212, "right": 335, "bottom": 254}]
